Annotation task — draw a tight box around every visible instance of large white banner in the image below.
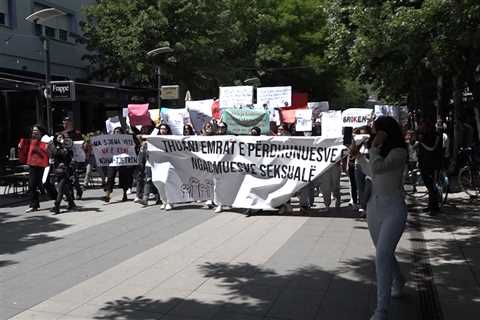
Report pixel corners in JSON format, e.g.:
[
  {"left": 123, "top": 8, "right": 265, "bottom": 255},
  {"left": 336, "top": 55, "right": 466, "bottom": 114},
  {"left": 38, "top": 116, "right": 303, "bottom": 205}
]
[
  {"left": 219, "top": 86, "right": 253, "bottom": 109},
  {"left": 342, "top": 108, "right": 373, "bottom": 128},
  {"left": 257, "top": 86, "right": 292, "bottom": 109},
  {"left": 321, "top": 111, "right": 343, "bottom": 138},
  {"left": 186, "top": 99, "right": 213, "bottom": 134},
  {"left": 91, "top": 134, "right": 138, "bottom": 167},
  {"left": 147, "top": 136, "right": 344, "bottom": 209}
]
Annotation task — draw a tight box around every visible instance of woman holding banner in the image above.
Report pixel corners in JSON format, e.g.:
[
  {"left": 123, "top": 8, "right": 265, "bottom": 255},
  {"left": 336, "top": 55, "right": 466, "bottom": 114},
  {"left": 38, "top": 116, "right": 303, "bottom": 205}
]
[
  {"left": 104, "top": 127, "right": 135, "bottom": 203},
  {"left": 350, "top": 116, "right": 408, "bottom": 320}
]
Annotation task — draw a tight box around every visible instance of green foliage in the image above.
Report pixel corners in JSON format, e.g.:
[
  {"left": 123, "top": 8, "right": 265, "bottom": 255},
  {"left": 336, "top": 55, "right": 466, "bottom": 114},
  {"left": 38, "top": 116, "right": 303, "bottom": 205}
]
[{"left": 81, "top": 0, "right": 367, "bottom": 104}]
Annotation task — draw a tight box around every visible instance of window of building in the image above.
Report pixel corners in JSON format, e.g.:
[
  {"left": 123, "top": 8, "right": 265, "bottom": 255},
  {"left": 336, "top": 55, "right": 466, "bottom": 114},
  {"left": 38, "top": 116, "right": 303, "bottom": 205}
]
[
  {"left": 45, "top": 26, "right": 55, "bottom": 38},
  {"left": 59, "top": 29, "right": 68, "bottom": 41},
  {"left": 0, "top": 12, "right": 5, "bottom": 25}
]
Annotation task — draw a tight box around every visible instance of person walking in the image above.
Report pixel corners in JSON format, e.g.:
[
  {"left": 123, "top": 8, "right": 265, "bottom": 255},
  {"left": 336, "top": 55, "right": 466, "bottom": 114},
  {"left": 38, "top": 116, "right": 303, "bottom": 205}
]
[
  {"left": 351, "top": 116, "right": 408, "bottom": 320},
  {"left": 24, "top": 125, "right": 49, "bottom": 213},
  {"left": 50, "top": 133, "right": 77, "bottom": 214}
]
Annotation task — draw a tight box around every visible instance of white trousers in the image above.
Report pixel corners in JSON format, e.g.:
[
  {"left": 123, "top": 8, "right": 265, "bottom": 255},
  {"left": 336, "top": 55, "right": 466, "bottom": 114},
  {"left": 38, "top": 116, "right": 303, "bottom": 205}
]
[{"left": 367, "top": 194, "right": 407, "bottom": 319}]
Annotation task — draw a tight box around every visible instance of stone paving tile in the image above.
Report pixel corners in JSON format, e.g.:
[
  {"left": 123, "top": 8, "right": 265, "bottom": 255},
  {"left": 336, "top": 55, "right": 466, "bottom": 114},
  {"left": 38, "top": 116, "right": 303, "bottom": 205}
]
[
  {"left": 267, "top": 288, "right": 323, "bottom": 320},
  {"left": 8, "top": 310, "right": 63, "bottom": 320},
  {"left": 167, "top": 292, "right": 226, "bottom": 319}
]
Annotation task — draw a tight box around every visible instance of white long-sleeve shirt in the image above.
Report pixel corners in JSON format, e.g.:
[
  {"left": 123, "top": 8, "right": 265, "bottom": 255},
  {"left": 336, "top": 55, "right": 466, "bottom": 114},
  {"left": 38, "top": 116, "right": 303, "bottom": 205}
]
[{"left": 358, "top": 147, "right": 407, "bottom": 197}]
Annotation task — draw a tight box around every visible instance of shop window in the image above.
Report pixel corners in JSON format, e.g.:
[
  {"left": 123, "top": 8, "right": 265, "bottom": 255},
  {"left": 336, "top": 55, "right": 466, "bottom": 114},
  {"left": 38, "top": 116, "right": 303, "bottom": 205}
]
[
  {"left": 45, "top": 26, "right": 55, "bottom": 38},
  {"left": 59, "top": 29, "right": 68, "bottom": 41},
  {"left": 0, "top": 12, "right": 5, "bottom": 25}
]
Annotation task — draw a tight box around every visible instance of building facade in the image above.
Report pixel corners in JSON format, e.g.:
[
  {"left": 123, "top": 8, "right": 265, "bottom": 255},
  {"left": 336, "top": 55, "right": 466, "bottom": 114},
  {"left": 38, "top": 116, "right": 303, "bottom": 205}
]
[{"left": 0, "top": 0, "right": 155, "bottom": 161}]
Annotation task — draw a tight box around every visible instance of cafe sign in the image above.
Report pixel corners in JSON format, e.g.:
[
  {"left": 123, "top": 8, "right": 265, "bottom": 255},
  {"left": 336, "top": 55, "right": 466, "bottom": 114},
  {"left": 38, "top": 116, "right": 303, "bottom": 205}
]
[{"left": 50, "top": 80, "right": 76, "bottom": 102}]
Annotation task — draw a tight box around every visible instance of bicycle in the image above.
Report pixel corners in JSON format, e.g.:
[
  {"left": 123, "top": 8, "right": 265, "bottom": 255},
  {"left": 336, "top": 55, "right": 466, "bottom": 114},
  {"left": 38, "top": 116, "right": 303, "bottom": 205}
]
[
  {"left": 405, "top": 166, "right": 449, "bottom": 207},
  {"left": 458, "top": 146, "right": 480, "bottom": 198}
]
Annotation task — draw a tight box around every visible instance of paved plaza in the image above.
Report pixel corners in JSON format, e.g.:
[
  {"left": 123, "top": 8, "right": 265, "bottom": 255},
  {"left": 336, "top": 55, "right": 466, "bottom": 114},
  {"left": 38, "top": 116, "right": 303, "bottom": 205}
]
[{"left": 0, "top": 179, "right": 479, "bottom": 320}]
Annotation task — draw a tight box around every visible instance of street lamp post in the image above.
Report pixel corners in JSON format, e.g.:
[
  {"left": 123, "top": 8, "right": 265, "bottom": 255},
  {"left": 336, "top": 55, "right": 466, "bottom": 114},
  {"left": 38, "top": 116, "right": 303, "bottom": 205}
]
[
  {"left": 146, "top": 45, "right": 174, "bottom": 109},
  {"left": 26, "top": 8, "right": 66, "bottom": 135}
]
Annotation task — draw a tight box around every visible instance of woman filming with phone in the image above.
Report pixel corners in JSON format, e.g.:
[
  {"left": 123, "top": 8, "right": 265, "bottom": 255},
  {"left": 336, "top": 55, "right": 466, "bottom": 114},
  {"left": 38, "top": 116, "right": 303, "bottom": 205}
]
[{"left": 349, "top": 116, "right": 408, "bottom": 320}]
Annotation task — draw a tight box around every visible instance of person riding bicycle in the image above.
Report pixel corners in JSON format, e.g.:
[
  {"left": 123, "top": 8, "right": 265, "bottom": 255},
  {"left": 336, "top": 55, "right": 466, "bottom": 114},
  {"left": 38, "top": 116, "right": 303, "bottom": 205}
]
[{"left": 417, "top": 117, "right": 443, "bottom": 215}]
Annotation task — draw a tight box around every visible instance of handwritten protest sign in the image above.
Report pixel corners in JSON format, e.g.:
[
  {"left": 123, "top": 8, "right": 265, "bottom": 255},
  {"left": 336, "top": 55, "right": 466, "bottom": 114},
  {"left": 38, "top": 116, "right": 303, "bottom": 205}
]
[
  {"left": 186, "top": 99, "right": 214, "bottom": 134},
  {"left": 128, "top": 104, "right": 151, "bottom": 126},
  {"left": 295, "top": 109, "right": 313, "bottom": 132},
  {"left": 257, "top": 86, "right": 292, "bottom": 109},
  {"left": 160, "top": 108, "right": 191, "bottom": 135},
  {"left": 308, "top": 101, "right": 329, "bottom": 119},
  {"left": 219, "top": 86, "right": 253, "bottom": 109},
  {"left": 342, "top": 108, "right": 373, "bottom": 128},
  {"left": 105, "top": 116, "right": 121, "bottom": 134},
  {"left": 147, "top": 135, "right": 345, "bottom": 209},
  {"left": 91, "top": 134, "right": 138, "bottom": 167},
  {"left": 221, "top": 108, "right": 270, "bottom": 135},
  {"left": 321, "top": 110, "right": 343, "bottom": 138}
]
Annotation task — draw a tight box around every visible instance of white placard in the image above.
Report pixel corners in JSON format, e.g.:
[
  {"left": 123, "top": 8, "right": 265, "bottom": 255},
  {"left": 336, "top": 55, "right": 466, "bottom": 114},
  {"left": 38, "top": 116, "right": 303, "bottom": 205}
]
[
  {"left": 219, "top": 86, "right": 253, "bottom": 109},
  {"left": 72, "top": 141, "right": 86, "bottom": 162},
  {"left": 257, "top": 86, "right": 292, "bottom": 109},
  {"left": 374, "top": 105, "right": 400, "bottom": 121},
  {"left": 147, "top": 135, "right": 345, "bottom": 209},
  {"left": 295, "top": 109, "right": 313, "bottom": 132},
  {"left": 91, "top": 134, "right": 138, "bottom": 167},
  {"left": 161, "top": 108, "right": 191, "bottom": 135},
  {"left": 341, "top": 108, "right": 373, "bottom": 128},
  {"left": 105, "top": 116, "right": 122, "bottom": 134},
  {"left": 186, "top": 99, "right": 214, "bottom": 134},
  {"left": 321, "top": 110, "right": 343, "bottom": 138}
]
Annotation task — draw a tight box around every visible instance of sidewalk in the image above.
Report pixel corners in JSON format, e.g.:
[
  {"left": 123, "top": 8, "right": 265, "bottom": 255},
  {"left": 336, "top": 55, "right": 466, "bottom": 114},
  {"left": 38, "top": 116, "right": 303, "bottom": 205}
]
[{"left": 0, "top": 182, "right": 478, "bottom": 319}]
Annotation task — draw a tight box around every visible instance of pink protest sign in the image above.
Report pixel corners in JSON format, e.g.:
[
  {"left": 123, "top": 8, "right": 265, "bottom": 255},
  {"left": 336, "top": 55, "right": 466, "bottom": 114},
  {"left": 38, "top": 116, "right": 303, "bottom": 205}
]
[{"left": 128, "top": 104, "right": 152, "bottom": 126}]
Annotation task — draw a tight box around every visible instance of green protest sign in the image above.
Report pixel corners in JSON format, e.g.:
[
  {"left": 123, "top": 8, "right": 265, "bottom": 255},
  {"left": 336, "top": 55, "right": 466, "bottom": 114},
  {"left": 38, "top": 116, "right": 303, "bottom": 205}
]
[{"left": 221, "top": 108, "right": 270, "bottom": 135}]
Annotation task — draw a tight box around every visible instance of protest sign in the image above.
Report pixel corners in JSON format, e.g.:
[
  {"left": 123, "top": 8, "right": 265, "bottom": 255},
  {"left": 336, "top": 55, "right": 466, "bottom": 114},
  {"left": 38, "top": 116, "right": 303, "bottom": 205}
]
[
  {"left": 321, "top": 111, "right": 343, "bottom": 138},
  {"left": 150, "top": 109, "right": 161, "bottom": 126},
  {"left": 308, "top": 101, "right": 329, "bottom": 119},
  {"left": 186, "top": 99, "right": 214, "bottom": 134},
  {"left": 221, "top": 108, "right": 270, "bottom": 135},
  {"left": 147, "top": 135, "right": 345, "bottom": 209},
  {"left": 374, "top": 105, "right": 400, "bottom": 121},
  {"left": 72, "top": 141, "right": 86, "bottom": 163},
  {"left": 128, "top": 104, "right": 151, "bottom": 126},
  {"left": 160, "top": 108, "right": 191, "bottom": 135},
  {"left": 105, "top": 116, "right": 121, "bottom": 134},
  {"left": 91, "top": 134, "right": 138, "bottom": 167},
  {"left": 257, "top": 86, "right": 292, "bottom": 109},
  {"left": 342, "top": 108, "right": 373, "bottom": 128},
  {"left": 219, "top": 86, "right": 253, "bottom": 109},
  {"left": 295, "top": 109, "right": 313, "bottom": 132}
]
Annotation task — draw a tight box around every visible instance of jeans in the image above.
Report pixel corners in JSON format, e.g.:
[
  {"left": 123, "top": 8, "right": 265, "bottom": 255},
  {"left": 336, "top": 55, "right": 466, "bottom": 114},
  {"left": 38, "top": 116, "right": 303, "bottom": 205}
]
[
  {"left": 355, "top": 164, "right": 367, "bottom": 209},
  {"left": 367, "top": 194, "right": 407, "bottom": 319},
  {"left": 348, "top": 164, "right": 357, "bottom": 204},
  {"left": 420, "top": 166, "right": 439, "bottom": 210}
]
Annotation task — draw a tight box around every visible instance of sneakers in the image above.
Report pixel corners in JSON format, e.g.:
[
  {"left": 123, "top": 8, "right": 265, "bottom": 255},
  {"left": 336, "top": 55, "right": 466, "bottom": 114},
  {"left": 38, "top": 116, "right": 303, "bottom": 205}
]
[
  {"left": 138, "top": 199, "right": 148, "bottom": 206},
  {"left": 164, "top": 203, "right": 173, "bottom": 211},
  {"left": 25, "top": 207, "right": 38, "bottom": 213},
  {"left": 358, "top": 208, "right": 366, "bottom": 218},
  {"left": 205, "top": 200, "right": 214, "bottom": 209},
  {"left": 391, "top": 277, "right": 406, "bottom": 298},
  {"left": 133, "top": 197, "right": 141, "bottom": 203},
  {"left": 214, "top": 205, "right": 223, "bottom": 213},
  {"left": 126, "top": 188, "right": 133, "bottom": 195}
]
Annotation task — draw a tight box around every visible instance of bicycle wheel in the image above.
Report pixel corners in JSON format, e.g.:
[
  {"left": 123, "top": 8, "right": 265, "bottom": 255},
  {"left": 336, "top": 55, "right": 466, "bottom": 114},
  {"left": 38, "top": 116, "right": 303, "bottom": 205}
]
[
  {"left": 458, "top": 166, "right": 480, "bottom": 198},
  {"left": 405, "top": 170, "right": 428, "bottom": 199},
  {"left": 436, "top": 171, "right": 449, "bottom": 206}
]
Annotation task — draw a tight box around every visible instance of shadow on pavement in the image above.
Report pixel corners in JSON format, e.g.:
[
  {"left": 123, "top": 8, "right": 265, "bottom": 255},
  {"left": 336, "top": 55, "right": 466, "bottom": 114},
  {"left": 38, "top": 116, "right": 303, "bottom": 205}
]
[
  {"left": 0, "top": 210, "right": 70, "bottom": 262},
  {"left": 89, "top": 261, "right": 417, "bottom": 320}
]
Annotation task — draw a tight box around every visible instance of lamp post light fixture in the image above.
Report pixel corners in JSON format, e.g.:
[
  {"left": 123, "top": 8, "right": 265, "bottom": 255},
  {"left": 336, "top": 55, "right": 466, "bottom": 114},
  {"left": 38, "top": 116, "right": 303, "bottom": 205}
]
[
  {"left": 146, "top": 45, "right": 174, "bottom": 109},
  {"left": 26, "top": 8, "right": 66, "bottom": 135}
]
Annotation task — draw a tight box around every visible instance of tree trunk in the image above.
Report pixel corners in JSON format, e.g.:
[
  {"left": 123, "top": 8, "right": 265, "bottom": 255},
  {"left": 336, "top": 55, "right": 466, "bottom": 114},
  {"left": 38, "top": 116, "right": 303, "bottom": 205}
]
[{"left": 452, "top": 75, "right": 463, "bottom": 167}]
